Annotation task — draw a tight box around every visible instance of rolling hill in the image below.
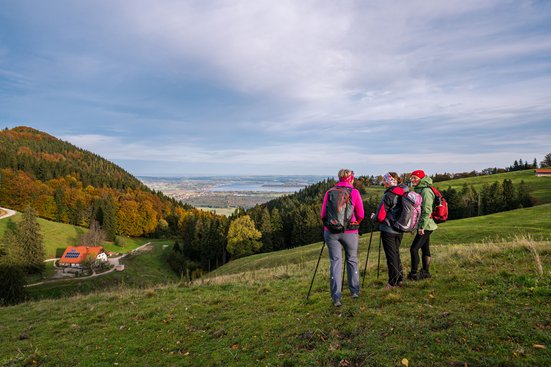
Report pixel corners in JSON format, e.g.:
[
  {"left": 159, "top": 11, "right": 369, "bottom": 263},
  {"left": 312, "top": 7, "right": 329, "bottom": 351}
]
[
  {"left": 432, "top": 169, "right": 551, "bottom": 204},
  {"left": 0, "top": 126, "right": 188, "bottom": 237}
]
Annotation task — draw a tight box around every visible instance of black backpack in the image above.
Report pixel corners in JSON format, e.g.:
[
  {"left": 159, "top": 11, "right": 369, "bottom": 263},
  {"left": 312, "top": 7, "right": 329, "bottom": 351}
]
[{"left": 324, "top": 186, "right": 358, "bottom": 233}]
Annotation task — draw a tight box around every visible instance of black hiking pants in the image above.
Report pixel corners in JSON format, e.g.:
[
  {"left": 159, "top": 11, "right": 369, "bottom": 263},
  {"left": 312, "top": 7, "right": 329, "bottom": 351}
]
[
  {"left": 381, "top": 231, "right": 404, "bottom": 286},
  {"left": 410, "top": 230, "right": 433, "bottom": 273}
]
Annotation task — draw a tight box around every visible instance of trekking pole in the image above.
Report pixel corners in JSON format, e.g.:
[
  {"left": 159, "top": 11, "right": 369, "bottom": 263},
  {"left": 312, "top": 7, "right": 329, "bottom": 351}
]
[
  {"left": 341, "top": 248, "right": 346, "bottom": 291},
  {"left": 377, "top": 233, "right": 382, "bottom": 279},
  {"left": 306, "top": 240, "right": 326, "bottom": 301},
  {"left": 361, "top": 221, "right": 374, "bottom": 288}
]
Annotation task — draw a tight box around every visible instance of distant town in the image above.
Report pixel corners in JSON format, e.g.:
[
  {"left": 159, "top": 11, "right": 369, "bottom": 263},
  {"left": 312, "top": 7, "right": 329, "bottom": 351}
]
[{"left": 139, "top": 175, "right": 328, "bottom": 211}]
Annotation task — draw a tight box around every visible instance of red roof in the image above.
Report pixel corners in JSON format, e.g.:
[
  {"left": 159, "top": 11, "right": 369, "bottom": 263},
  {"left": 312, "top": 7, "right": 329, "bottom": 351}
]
[
  {"left": 535, "top": 169, "right": 551, "bottom": 173},
  {"left": 60, "top": 246, "right": 103, "bottom": 264}
]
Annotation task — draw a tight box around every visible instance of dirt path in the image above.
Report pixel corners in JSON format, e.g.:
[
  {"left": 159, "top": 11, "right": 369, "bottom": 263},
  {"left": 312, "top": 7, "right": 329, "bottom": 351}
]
[{"left": 0, "top": 207, "right": 16, "bottom": 220}]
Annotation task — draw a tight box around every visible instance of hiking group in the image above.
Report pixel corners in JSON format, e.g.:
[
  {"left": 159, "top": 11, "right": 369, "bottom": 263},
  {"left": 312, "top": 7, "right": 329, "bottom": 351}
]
[{"left": 319, "top": 168, "right": 447, "bottom": 307}]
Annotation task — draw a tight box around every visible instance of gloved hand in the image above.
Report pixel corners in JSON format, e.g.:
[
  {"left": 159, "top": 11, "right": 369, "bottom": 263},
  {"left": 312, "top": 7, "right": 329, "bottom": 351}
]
[{"left": 370, "top": 213, "right": 376, "bottom": 221}]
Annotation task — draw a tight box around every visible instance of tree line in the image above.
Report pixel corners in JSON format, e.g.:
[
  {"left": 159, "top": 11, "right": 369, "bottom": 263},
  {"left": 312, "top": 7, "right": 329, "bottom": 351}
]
[{"left": 430, "top": 157, "right": 546, "bottom": 182}]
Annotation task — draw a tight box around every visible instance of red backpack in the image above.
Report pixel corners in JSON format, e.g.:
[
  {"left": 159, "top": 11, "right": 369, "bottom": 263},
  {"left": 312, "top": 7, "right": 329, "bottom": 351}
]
[{"left": 428, "top": 186, "right": 448, "bottom": 223}]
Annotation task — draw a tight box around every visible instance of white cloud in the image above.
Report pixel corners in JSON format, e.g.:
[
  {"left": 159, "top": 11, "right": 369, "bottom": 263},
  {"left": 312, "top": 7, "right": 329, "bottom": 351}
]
[{"left": 3, "top": 1, "right": 551, "bottom": 175}]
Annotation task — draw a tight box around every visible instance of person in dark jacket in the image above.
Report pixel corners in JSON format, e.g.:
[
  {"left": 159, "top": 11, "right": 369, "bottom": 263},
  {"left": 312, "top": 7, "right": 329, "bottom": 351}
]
[
  {"left": 408, "top": 169, "right": 437, "bottom": 280},
  {"left": 371, "top": 172, "right": 407, "bottom": 289}
]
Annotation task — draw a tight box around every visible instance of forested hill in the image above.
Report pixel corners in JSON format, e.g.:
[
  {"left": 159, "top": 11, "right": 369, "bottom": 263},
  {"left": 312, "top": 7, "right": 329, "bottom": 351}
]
[
  {"left": 244, "top": 176, "right": 381, "bottom": 251},
  {"left": 0, "top": 126, "right": 190, "bottom": 238},
  {"left": 0, "top": 126, "right": 142, "bottom": 190}
]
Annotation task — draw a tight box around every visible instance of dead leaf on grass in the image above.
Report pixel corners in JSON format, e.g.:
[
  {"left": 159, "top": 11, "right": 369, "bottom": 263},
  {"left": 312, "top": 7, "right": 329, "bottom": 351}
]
[
  {"left": 533, "top": 344, "right": 546, "bottom": 349},
  {"left": 401, "top": 358, "right": 409, "bottom": 367}
]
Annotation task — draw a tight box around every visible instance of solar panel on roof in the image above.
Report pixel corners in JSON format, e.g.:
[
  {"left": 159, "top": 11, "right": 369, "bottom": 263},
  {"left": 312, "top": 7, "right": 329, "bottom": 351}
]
[{"left": 65, "top": 249, "right": 81, "bottom": 258}]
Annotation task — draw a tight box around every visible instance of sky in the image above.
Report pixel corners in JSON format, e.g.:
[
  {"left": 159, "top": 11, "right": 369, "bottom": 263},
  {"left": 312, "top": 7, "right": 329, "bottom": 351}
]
[{"left": 1, "top": 1, "right": 551, "bottom": 177}]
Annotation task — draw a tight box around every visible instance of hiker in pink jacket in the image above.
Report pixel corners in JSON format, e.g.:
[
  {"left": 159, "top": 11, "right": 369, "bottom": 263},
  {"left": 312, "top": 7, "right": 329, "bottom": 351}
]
[{"left": 320, "top": 169, "right": 364, "bottom": 307}]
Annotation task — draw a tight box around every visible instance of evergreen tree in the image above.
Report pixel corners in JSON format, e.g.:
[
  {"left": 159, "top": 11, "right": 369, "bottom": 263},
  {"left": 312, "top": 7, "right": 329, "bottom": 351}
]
[
  {"left": 258, "top": 207, "right": 273, "bottom": 252},
  {"left": 459, "top": 185, "right": 478, "bottom": 218},
  {"left": 172, "top": 240, "right": 182, "bottom": 254},
  {"left": 54, "top": 186, "right": 66, "bottom": 222},
  {"left": 270, "top": 208, "right": 284, "bottom": 250},
  {"left": 480, "top": 183, "right": 504, "bottom": 215},
  {"left": 102, "top": 195, "right": 117, "bottom": 241},
  {"left": 442, "top": 187, "right": 460, "bottom": 220},
  {"left": 1, "top": 229, "right": 20, "bottom": 265},
  {"left": 541, "top": 153, "right": 551, "bottom": 168},
  {"left": 502, "top": 179, "right": 519, "bottom": 210},
  {"left": 16, "top": 207, "right": 45, "bottom": 274},
  {"left": 517, "top": 180, "right": 533, "bottom": 208}
]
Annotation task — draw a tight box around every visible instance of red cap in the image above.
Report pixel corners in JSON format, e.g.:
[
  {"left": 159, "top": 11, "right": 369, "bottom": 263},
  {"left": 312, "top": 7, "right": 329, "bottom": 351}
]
[{"left": 411, "top": 170, "right": 425, "bottom": 179}]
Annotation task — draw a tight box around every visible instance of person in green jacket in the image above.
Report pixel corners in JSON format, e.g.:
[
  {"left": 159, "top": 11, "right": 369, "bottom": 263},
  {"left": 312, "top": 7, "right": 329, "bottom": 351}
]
[{"left": 408, "top": 169, "right": 437, "bottom": 280}]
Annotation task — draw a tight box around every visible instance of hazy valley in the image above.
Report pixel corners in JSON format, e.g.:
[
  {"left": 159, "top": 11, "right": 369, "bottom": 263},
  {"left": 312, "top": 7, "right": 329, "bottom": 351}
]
[{"left": 139, "top": 175, "right": 328, "bottom": 213}]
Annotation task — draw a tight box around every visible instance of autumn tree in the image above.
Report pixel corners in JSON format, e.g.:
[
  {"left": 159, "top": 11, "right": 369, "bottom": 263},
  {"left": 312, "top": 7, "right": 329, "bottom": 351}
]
[{"left": 226, "top": 215, "right": 262, "bottom": 259}]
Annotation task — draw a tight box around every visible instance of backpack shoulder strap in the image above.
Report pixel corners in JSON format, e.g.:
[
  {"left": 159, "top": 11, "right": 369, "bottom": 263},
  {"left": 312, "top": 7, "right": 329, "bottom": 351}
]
[{"left": 428, "top": 185, "right": 442, "bottom": 197}]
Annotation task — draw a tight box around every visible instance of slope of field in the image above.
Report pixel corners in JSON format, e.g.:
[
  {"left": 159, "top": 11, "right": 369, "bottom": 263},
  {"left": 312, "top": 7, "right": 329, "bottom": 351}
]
[
  {"left": 433, "top": 169, "right": 551, "bottom": 204},
  {"left": 208, "top": 204, "right": 551, "bottom": 278},
  {"left": 0, "top": 212, "right": 148, "bottom": 258},
  {"left": 1, "top": 235, "right": 549, "bottom": 366}
]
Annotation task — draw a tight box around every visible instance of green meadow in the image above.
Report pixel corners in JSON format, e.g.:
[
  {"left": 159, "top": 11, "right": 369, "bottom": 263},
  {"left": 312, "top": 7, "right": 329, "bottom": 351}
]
[
  {"left": 0, "top": 212, "right": 149, "bottom": 258},
  {"left": 1, "top": 204, "right": 550, "bottom": 366},
  {"left": 432, "top": 169, "right": 551, "bottom": 204}
]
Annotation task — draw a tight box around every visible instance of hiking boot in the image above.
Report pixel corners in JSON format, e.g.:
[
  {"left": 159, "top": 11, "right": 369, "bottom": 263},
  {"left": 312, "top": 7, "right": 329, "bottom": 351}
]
[
  {"left": 418, "top": 270, "right": 432, "bottom": 279},
  {"left": 407, "top": 272, "right": 418, "bottom": 281},
  {"left": 333, "top": 299, "right": 342, "bottom": 307},
  {"left": 351, "top": 293, "right": 359, "bottom": 299}
]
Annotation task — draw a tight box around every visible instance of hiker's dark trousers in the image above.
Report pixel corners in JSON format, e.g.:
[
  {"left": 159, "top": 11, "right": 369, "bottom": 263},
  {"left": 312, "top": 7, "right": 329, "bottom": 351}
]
[
  {"left": 381, "top": 231, "right": 404, "bottom": 286},
  {"left": 324, "top": 231, "right": 360, "bottom": 302},
  {"left": 410, "top": 230, "right": 433, "bottom": 273}
]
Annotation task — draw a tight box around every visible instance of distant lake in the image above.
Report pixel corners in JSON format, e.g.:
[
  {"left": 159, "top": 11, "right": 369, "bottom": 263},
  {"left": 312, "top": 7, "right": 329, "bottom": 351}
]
[
  {"left": 139, "top": 175, "right": 329, "bottom": 194},
  {"left": 210, "top": 182, "right": 307, "bottom": 192}
]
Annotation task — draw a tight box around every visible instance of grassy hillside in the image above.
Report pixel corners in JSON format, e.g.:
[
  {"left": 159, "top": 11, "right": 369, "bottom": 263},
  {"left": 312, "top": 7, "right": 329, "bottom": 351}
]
[
  {"left": 0, "top": 236, "right": 549, "bottom": 366},
  {"left": 359, "top": 169, "right": 550, "bottom": 204},
  {"left": 432, "top": 169, "right": 551, "bottom": 204},
  {"left": 0, "top": 212, "right": 149, "bottom": 258},
  {"left": 209, "top": 204, "right": 551, "bottom": 278}
]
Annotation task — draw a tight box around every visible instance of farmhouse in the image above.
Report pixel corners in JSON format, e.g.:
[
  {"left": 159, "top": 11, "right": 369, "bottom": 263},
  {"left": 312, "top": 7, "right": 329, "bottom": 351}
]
[
  {"left": 535, "top": 168, "right": 551, "bottom": 177},
  {"left": 59, "top": 246, "right": 107, "bottom": 268}
]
